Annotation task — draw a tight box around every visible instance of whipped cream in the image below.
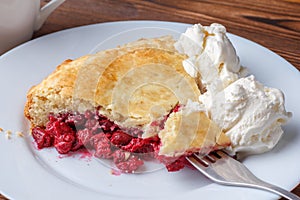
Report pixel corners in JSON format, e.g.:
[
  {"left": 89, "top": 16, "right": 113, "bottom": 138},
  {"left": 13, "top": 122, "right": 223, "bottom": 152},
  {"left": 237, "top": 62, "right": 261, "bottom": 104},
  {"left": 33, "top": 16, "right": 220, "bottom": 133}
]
[
  {"left": 174, "top": 23, "right": 245, "bottom": 94},
  {"left": 201, "top": 75, "right": 291, "bottom": 154},
  {"left": 175, "top": 23, "right": 291, "bottom": 155}
]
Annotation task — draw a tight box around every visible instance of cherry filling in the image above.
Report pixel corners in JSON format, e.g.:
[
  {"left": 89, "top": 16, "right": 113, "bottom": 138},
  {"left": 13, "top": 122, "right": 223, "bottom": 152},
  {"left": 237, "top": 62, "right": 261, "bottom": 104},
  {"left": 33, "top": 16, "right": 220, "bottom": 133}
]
[{"left": 31, "top": 106, "right": 188, "bottom": 173}]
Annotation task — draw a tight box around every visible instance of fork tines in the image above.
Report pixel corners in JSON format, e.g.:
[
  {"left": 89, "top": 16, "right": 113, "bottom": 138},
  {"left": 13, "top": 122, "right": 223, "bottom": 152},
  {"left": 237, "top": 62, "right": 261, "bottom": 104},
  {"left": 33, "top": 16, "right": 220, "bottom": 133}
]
[{"left": 188, "top": 150, "right": 228, "bottom": 168}]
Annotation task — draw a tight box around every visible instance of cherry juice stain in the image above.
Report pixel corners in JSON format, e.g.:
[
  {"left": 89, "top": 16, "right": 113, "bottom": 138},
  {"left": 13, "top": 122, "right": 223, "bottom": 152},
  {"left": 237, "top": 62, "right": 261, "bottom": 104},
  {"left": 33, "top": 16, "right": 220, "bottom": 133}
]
[{"left": 57, "top": 148, "right": 93, "bottom": 162}]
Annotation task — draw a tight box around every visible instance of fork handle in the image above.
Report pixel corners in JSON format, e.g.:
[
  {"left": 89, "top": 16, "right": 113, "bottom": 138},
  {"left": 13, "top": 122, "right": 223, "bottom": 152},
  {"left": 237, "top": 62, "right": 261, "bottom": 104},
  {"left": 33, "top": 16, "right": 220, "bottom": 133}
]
[{"left": 245, "top": 181, "right": 300, "bottom": 200}]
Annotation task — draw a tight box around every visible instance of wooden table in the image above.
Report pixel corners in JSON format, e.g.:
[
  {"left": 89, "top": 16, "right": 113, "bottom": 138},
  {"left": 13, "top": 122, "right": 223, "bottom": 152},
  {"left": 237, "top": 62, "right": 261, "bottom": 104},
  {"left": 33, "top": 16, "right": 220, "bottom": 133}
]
[{"left": 1, "top": 0, "right": 299, "bottom": 199}]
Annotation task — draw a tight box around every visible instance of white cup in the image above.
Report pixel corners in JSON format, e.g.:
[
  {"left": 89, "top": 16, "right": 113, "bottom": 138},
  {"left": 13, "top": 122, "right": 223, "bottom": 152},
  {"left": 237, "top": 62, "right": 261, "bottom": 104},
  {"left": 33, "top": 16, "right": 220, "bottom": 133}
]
[{"left": 0, "top": 0, "right": 65, "bottom": 55}]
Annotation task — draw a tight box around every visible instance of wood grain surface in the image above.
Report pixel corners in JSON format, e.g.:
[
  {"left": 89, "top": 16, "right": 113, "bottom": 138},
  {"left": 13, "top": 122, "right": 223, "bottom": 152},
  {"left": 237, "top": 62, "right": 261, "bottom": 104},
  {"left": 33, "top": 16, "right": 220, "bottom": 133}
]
[{"left": 1, "top": 0, "right": 299, "bottom": 199}]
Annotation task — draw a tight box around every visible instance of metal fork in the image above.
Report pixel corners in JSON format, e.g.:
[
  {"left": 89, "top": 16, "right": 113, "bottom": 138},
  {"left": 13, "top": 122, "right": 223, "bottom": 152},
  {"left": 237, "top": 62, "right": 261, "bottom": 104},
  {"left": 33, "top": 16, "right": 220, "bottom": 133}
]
[{"left": 186, "top": 151, "right": 300, "bottom": 200}]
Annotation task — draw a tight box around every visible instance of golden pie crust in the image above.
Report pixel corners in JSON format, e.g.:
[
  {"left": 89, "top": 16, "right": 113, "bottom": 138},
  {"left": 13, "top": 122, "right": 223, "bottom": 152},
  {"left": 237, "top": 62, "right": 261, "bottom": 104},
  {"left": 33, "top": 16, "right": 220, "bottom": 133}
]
[{"left": 24, "top": 36, "right": 230, "bottom": 156}]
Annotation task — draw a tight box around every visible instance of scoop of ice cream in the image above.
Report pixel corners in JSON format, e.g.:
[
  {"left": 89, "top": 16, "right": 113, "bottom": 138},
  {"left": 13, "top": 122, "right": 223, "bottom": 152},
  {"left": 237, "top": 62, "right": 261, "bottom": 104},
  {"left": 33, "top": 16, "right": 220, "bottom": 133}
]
[
  {"left": 174, "top": 23, "right": 245, "bottom": 94},
  {"left": 200, "top": 75, "right": 292, "bottom": 154}
]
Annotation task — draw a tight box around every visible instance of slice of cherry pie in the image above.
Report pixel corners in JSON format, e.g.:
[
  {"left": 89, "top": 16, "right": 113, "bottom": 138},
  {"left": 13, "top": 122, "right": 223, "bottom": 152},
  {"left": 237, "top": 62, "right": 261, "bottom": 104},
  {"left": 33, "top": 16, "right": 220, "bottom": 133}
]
[{"left": 24, "top": 36, "right": 230, "bottom": 173}]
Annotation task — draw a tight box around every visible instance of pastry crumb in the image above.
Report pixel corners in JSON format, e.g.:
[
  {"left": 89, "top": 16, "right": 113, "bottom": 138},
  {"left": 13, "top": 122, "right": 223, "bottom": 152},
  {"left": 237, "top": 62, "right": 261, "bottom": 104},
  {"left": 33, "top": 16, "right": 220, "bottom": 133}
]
[
  {"left": 1, "top": 128, "right": 26, "bottom": 139},
  {"left": 6, "top": 130, "right": 12, "bottom": 135},
  {"left": 16, "top": 131, "right": 24, "bottom": 138},
  {"left": 5, "top": 130, "right": 12, "bottom": 140}
]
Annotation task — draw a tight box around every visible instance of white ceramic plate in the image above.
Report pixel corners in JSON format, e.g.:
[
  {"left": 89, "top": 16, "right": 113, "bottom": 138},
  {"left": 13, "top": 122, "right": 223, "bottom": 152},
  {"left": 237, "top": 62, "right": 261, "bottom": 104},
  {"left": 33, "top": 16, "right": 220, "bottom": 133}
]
[{"left": 0, "top": 21, "right": 299, "bottom": 200}]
